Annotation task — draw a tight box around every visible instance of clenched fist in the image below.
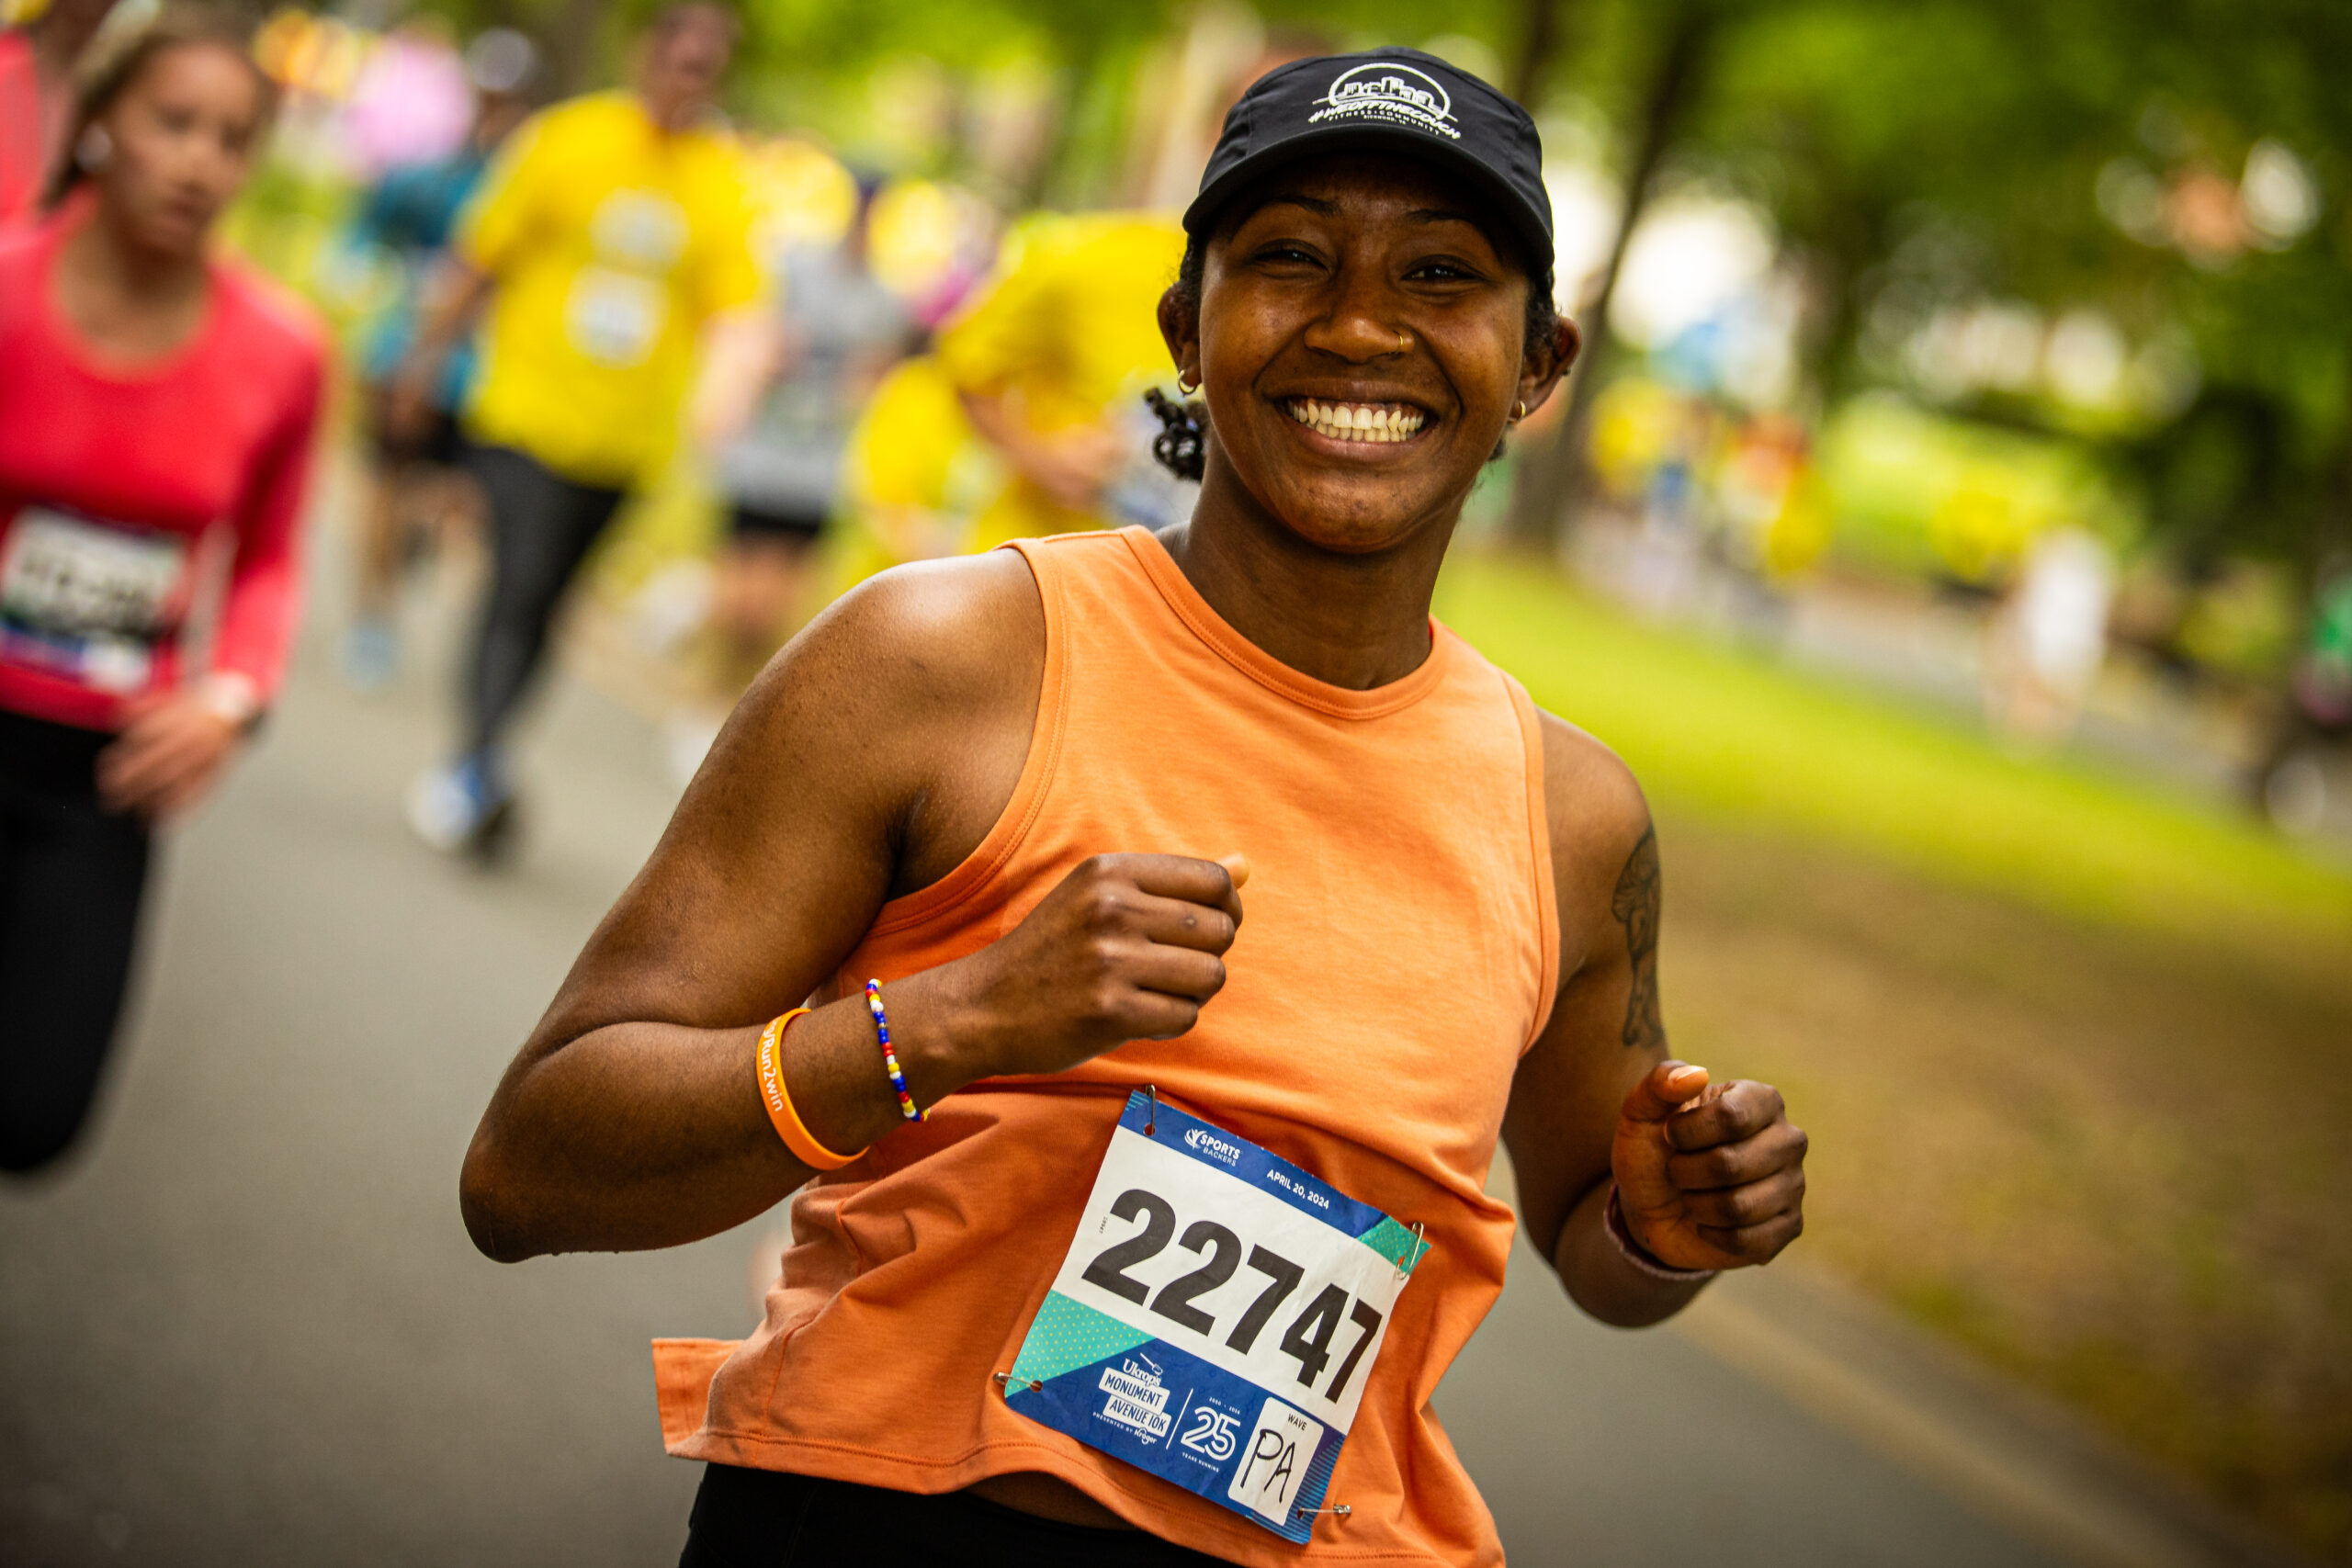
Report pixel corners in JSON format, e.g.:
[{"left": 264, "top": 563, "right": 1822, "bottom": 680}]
[
  {"left": 1611, "top": 1060, "right": 1806, "bottom": 1273},
  {"left": 945, "top": 852, "right": 1248, "bottom": 1081}
]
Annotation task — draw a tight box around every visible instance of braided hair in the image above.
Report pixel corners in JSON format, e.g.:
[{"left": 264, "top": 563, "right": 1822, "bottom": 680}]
[
  {"left": 1146, "top": 229, "right": 1562, "bottom": 482},
  {"left": 1145, "top": 388, "right": 1208, "bottom": 482}
]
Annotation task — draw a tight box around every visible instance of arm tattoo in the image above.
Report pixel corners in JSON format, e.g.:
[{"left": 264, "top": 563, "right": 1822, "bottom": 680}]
[{"left": 1609, "top": 824, "right": 1664, "bottom": 1050}]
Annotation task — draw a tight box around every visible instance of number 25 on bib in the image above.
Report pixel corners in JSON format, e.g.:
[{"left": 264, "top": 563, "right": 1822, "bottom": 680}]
[{"left": 1001, "top": 1091, "right": 1428, "bottom": 1541}]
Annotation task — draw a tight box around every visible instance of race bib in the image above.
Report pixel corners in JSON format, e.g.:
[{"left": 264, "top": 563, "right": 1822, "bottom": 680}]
[
  {"left": 588, "top": 189, "right": 688, "bottom": 269},
  {"left": 1002, "top": 1090, "right": 1428, "bottom": 1541},
  {"left": 0, "top": 507, "right": 187, "bottom": 693},
  {"left": 564, "top": 268, "right": 666, "bottom": 367}
]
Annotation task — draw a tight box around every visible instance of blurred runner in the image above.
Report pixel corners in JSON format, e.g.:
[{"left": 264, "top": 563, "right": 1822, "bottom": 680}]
[
  {"left": 1702, "top": 412, "right": 1824, "bottom": 642},
  {"left": 695, "top": 174, "right": 913, "bottom": 705},
  {"left": 1712, "top": 412, "right": 1826, "bottom": 581},
  {"left": 0, "top": 0, "right": 117, "bottom": 227},
  {"left": 1986, "top": 525, "right": 2115, "bottom": 746},
  {"left": 827, "top": 353, "right": 993, "bottom": 590},
  {"left": 936, "top": 209, "right": 1186, "bottom": 545},
  {"left": 339, "top": 28, "right": 536, "bottom": 690},
  {"left": 815, "top": 195, "right": 1003, "bottom": 591},
  {"left": 2255, "top": 557, "right": 2352, "bottom": 833},
  {"left": 391, "top": 1, "right": 765, "bottom": 860},
  {"left": 0, "top": 6, "right": 323, "bottom": 1172}
]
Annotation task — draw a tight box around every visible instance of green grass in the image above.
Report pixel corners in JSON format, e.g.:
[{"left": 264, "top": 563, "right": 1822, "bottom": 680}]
[{"left": 1433, "top": 554, "right": 2352, "bottom": 960}]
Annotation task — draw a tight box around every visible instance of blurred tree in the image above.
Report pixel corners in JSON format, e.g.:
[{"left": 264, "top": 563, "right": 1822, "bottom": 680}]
[
  {"left": 1504, "top": 0, "right": 1562, "bottom": 111},
  {"left": 1489, "top": 0, "right": 2352, "bottom": 654},
  {"left": 1695, "top": 0, "right": 2352, "bottom": 592},
  {"left": 1504, "top": 0, "right": 1713, "bottom": 549}
]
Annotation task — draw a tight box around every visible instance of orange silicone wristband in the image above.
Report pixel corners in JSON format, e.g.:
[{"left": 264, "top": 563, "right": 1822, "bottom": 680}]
[{"left": 754, "top": 1008, "right": 867, "bottom": 1170}]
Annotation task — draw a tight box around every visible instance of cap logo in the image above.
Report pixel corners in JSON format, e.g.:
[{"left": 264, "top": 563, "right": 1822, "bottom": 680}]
[{"left": 1309, "top": 62, "right": 1461, "bottom": 141}]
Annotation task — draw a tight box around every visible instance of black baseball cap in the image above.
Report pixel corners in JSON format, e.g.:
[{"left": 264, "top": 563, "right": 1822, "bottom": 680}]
[{"left": 1183, "top": 49, "right": 1554, "bottom": 276}]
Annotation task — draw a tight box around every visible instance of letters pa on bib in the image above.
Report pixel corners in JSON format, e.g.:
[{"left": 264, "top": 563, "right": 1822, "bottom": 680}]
[{"left": 1002, "top": 1090, "right": 1428, "bottom": 1542}]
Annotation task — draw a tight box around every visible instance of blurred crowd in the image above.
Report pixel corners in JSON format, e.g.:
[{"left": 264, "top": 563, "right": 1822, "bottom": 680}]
[
  {"left": 13, "top": 0, "right": 2349, "bottom": 836},
  {"left": 272, "top": 2, "right": 1229, "bottom": 851},
  {"left": 239, "top": 5, "right": 1364, "bottom": 845}
]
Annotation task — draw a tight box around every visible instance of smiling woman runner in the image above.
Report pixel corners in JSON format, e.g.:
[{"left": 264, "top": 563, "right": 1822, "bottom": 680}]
[{"left": 460, "top": 49, "right": 1808, "bottom": 1568}]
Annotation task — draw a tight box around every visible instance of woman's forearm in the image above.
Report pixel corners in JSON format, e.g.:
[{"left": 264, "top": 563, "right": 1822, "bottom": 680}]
[
  {"left": 460, "top": 851, "right": 1244, "bottom": 1261},
  {"left": 458, "top": 964, "right": 995, "bottom": 1261}
]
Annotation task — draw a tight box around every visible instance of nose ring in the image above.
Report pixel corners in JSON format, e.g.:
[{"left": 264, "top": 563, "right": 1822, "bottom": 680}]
[{"left": 1395, "top": 329, "right": 1409, "bottom": 355}]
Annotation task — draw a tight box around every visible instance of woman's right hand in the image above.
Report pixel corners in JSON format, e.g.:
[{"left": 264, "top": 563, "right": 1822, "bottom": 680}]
[{"left": 939, "top": 852, "right": 1247, "bottom": 1081}]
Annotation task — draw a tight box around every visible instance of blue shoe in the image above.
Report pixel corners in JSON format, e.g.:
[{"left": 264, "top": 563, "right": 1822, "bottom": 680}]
[{"left": 405, "top": 756, "right": 516, "bottom": 863}]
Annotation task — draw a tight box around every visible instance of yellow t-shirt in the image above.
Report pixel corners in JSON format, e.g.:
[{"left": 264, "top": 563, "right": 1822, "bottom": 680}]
[
  {"left": 458, "top": 93, "right": 763, "bottom": 485},
  {"left": 933, "top": 211, "right": 1183, "bottom": 545},
  {"left": 830, "top": 355, "right": 1001, "bottom": 592}
]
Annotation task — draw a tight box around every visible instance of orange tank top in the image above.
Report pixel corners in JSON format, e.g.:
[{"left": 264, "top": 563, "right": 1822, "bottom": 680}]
[{"left": 655, "top": 526, "right": 1559, "bottom": 1566}]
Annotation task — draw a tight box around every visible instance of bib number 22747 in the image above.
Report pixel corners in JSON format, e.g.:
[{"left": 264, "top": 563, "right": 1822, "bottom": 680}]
[{"left": 1001, "top": 1090, "right": 1428, "bottom": 1541}]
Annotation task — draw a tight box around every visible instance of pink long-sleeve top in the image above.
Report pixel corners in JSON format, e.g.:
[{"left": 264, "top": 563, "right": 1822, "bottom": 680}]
[{"left": 0, "top": 206, "right": 324, "bottom": 732}]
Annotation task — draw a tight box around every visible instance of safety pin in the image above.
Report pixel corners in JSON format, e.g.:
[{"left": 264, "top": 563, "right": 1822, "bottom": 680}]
[
  {"left": 1144, "top": 1083, "right": 1158, "bottom": 1135},
  {"left": 1396, "top": 1221, "right": 1427, "bottom": 1280},
  {"left": 992, "top": 1371, "right": 1043, "bottom": 1393},
  {"left": 1294, "top": 1503, "right": 1353, "bottom": 1518}
]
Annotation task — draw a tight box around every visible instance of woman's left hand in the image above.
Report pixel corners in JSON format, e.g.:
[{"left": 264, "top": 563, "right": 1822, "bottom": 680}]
[
  {"left": 1611, "top": 1060, "right": 1807, "bottom": 1273},
  {"left": 96, "top": 688, "right": 246, "bottom": 823}
]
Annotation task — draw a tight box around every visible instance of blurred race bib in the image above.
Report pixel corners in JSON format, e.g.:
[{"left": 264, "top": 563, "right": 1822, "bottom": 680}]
[
  {"left": 0, "top": 506, "right": 186, "bottom": 693},
  {"left": 564, "top": 268, "right": 667, "bottom": 367},
  {"left": 1001, "top": 1090, "right": 1427, "bottom": 1541},
  {"left": 589, "top": 189, "right": 687, "bottom": 269}
]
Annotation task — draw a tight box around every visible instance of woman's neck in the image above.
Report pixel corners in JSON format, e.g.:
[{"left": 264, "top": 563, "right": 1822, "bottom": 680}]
[
  {"left": 53, "top": 204, "right": 212, "bottom": 367},
  {"left": 1162, "top": 456, "right": 1459, "bottom": 693}
]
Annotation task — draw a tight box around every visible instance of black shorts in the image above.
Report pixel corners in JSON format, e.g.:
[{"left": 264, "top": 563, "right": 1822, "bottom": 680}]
[
  {"left": 678, "top": 1465, "right": 1238, "bottom": 1567},
  {"left": 729, "top": 501, "right": 827, "bottom": 544}
]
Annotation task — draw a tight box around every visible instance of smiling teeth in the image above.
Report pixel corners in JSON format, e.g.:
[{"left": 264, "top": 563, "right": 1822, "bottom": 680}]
[{"left": 1287, "top": 400, "right": 1427, "bottom": 443}]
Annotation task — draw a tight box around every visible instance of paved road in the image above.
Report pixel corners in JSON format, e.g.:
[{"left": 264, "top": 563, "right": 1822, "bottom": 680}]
[{"left": 1, "top": 596, "right": 2086, "bottom": 1566}]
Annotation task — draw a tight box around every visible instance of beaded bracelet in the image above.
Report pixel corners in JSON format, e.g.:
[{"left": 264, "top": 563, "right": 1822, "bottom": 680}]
[
  {"left": 865, "top": 978, "right": 922, "bottom": 1122},
  {"left": 753, "top": 1008, "right": 868, "bottom": 1170}
]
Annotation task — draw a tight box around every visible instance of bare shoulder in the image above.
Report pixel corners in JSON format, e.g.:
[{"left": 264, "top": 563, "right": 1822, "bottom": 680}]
[
  {"left": 698, "top": 548, "right": 1047, "bottom": 898},
  {"left": 763, "top": 547, "right": 1044, "bottom": 719},
  {"left": 791, "top": 547, "right": 1043, "bottom": 666},
  {"left": 1535, "top": 709, "right": 1656, "bottom": 971}
]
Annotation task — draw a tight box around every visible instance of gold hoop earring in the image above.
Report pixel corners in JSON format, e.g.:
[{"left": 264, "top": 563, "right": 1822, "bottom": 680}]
[
  {"left": 1512, "top": 400, "right": 1527, "bottom": 421},
  {"left": 1176, "top": 370, "right": 1201, "bottom": 395}
]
